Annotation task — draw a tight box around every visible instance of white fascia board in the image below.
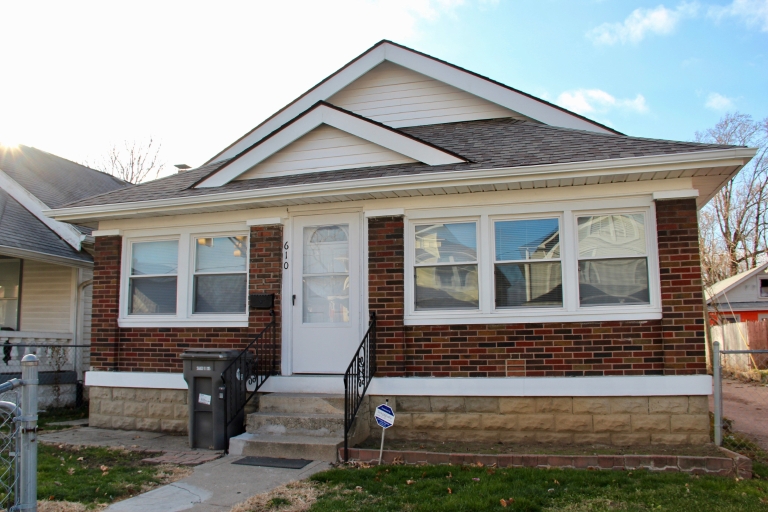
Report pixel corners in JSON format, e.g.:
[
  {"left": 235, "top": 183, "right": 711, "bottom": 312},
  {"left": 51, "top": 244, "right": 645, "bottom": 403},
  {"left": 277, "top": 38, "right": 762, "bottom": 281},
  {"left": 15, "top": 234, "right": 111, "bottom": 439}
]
[
  {"left": 92, "top": 229, "right": 122, "bottom": 237},
  {"left": 47, "top": 148, "right": 756, "bottom": 223},
  {"left": 83, "top": 372, "right": 711, "bottom": 396},
  {"left": 210, "top": 42, "right": 616, "bottom": 164},
  {"left": 0, "top": 245, "right": 92, "bottom": 268},
  {"left": 0, "top": 169, "right": 85, "bottom": 250},
  {"left": 246, "top": 217, "right": 284, "bottom": 226},
  {"left": 198, "top": 104, "right": 464, "bottom": 188},
  {"left": 652, "top": 189, "right": 699, "bottom": 201}
]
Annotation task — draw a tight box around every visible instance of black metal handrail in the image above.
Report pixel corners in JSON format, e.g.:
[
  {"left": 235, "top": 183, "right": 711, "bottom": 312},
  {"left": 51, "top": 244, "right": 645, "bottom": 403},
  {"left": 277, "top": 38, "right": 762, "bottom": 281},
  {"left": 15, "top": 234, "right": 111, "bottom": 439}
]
[
  {"left": 221, "top": 309, "right": 277, "bottom": 448},
  {"left": 343, "top": 312, "right": 376, "bottom": 462}
]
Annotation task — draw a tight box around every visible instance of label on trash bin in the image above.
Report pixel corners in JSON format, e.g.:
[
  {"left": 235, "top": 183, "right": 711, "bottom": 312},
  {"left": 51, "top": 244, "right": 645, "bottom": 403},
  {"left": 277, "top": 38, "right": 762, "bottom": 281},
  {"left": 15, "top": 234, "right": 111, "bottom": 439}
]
[
  {"left": 198, "top": 393, "right": 211, "bottom": 405},
  {"left": 196, "top": 365, "right": 212, "bottom": 371}
]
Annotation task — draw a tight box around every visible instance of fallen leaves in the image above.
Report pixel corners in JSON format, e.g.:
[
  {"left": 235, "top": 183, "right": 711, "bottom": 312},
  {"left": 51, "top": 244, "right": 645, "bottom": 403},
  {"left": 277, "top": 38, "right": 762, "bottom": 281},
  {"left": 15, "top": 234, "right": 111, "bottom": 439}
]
[
  {"left": 500, "top": 498, "right": 515, "bottom": 507},
  {"left": 447, "top": 487, "right": 452, "bottom": 494},
  {"left": 406, "top": 480, "right": 415, "bottom": 485}
]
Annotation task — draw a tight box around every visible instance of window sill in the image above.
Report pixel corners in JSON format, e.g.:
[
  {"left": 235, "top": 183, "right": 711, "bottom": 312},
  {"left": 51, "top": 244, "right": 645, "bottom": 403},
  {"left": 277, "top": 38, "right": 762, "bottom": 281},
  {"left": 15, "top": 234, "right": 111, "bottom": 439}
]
[
  {"left": 118, "top": 316, "right": 249, "bottom": 329},
  {"left": 403, "top": 308, "right": 662, "bottom": 326}
]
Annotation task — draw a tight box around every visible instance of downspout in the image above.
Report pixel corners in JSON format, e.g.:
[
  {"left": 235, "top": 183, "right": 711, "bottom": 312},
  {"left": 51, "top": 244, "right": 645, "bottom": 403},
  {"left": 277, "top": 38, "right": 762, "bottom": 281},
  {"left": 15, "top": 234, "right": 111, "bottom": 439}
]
[{"left": 75, "top": 278, "right": 93, "bottom": 377}]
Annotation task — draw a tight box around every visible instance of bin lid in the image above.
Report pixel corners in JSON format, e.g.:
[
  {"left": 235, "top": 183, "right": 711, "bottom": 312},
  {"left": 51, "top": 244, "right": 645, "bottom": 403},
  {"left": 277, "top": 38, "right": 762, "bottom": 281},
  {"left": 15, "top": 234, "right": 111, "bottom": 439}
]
[{"left": 180, "top": 349, "right": 241, "bottom": 360}]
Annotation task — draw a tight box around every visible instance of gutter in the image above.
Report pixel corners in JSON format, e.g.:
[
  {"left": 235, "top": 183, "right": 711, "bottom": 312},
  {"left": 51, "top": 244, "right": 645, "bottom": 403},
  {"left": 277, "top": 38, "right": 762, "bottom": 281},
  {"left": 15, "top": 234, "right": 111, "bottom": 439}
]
[{"left": 46, "top": 147, "right": 757, "bottom": 223}]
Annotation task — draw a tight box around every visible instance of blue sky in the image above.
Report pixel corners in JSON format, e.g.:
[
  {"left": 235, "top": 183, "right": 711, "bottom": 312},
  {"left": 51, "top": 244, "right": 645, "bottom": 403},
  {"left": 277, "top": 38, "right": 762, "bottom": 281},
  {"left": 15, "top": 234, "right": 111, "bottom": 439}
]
[{"left": 1, "top": 0, "right": 766, "bottom": 176}]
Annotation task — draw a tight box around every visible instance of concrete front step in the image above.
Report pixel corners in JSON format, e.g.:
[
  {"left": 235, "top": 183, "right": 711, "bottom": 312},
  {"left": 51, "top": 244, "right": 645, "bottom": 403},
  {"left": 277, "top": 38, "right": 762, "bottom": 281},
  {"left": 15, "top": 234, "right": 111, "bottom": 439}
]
[
  {"left": 228, "top": 432, "right": 343, "bottom": 462},
  {"left": 259, "top": 393, "right": 344, "bottom": 414},
  {"left": 246, "top": 412, "right": 344, "bottom": 437}
]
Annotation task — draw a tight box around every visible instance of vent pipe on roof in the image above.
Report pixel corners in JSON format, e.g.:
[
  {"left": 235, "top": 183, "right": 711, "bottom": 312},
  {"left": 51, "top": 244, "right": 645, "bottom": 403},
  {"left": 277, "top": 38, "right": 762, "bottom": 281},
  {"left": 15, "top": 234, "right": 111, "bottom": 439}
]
[{"left": 175, "top": 164, "right": 191, "bottom": 173}]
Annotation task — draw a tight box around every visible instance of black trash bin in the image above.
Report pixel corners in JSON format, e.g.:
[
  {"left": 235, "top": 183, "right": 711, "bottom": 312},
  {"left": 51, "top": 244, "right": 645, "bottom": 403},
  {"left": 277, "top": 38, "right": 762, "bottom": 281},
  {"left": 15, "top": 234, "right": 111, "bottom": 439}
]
[{"left": 181, "top": 349, "right": 244, "bottom": 450}]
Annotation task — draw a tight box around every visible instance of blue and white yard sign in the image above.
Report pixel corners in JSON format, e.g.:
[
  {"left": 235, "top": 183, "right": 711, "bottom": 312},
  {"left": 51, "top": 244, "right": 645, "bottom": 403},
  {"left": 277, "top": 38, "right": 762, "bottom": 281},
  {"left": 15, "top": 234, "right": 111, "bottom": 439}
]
[{"left": 374, "top": 403, "right": 395, "bottom": 429}]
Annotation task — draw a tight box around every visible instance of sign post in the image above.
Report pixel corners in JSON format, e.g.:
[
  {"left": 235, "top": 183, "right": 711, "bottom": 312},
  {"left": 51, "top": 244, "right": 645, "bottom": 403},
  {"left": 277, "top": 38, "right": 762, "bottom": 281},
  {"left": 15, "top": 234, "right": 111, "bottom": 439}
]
[{"left": 374, "top": 400, "right": 395, "bottom": 465}]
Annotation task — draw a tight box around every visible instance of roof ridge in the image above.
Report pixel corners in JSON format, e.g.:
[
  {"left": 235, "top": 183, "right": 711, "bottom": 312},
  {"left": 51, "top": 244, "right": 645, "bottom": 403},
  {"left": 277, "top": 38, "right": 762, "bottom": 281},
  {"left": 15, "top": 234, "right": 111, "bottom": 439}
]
[{"left": 19, "top": 145, "right": 130, "bottom": 186}]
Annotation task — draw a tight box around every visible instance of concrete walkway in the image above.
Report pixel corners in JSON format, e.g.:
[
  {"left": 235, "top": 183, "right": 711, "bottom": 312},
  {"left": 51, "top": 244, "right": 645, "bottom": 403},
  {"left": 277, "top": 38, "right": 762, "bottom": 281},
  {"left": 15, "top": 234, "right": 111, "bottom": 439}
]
[
  {"left": 40, "top": 427, "right": 203, "bottom": 453},
  {"left": 106, "top": 455, "right": 330, "bottom": 512}
]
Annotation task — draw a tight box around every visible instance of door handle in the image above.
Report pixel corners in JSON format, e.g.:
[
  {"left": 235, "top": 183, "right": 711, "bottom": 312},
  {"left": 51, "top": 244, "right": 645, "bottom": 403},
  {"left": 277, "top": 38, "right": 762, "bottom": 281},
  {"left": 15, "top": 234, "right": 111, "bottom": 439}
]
[{"left": 293, "top": 294, "right": 296, "bottom": 306}]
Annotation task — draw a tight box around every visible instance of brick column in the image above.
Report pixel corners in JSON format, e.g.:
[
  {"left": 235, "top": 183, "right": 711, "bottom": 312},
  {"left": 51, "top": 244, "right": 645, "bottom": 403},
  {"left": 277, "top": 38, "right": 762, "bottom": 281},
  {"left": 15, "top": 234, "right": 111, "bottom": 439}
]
[
  {"left": 656, "top": 198, "right": 707, "bottom": 375},
  {"left": 367, "top": 216, "right": 405, "bottom": 376},
  {"left": 248, "top": 224, "right": 284, "bottom": 371},
  {"left": 91, "top": 235, "right": 122, "bottom": 370}
]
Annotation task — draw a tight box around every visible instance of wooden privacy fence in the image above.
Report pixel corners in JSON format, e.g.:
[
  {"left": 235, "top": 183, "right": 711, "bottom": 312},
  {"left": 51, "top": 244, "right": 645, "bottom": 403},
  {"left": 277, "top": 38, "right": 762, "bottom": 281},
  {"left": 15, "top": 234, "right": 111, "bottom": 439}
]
[{"left": 710, "top": 320, "right": 768, "bottom": 371}]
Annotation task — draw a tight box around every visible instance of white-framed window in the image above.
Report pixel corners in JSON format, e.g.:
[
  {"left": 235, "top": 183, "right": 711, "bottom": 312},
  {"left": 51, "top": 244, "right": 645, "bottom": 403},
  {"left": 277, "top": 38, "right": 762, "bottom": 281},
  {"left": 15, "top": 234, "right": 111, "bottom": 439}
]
[
  {"left": 760, "top": 278, "right": 768, "bottom": 299},
  {"left": 120, "top": 227, "right": 249, "bottom": 328},
  {"left": 404, "top": 205, "right": 661, "bottom": 325}
]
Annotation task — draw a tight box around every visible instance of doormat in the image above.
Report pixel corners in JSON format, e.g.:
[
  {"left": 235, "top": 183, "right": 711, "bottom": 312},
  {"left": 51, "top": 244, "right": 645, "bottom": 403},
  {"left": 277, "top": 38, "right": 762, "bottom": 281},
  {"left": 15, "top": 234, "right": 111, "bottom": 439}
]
[{"left": 232, "top": 456, "right": 312, "bottom": 469}]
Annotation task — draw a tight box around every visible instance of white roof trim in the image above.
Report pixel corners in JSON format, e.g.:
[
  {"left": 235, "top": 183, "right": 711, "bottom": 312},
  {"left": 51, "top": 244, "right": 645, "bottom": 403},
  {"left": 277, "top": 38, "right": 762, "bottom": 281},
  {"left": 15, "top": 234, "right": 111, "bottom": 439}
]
[
  {"left": 246, "top": 217, "right": 284, "bottom": 226},
  {"left": 208, "top": 41, "right": 617, "bottom": 165},
  {"left": 706, "top": 261, "right": 768, "bottom": 303},
  {"left": 46, "top": 148, "right": 755, "bottom": 223},
  {"left": 0, "top": 168, "right": 85, "bottom": 250},
  {"left": 197, "top": 103, "right": 465, "bottom": 188},
  {"left": 652, "top": 189, "right": 700, "bottom": 200},
  {"left": 92, "top": 229, "right": 122, "bottom": 237}
]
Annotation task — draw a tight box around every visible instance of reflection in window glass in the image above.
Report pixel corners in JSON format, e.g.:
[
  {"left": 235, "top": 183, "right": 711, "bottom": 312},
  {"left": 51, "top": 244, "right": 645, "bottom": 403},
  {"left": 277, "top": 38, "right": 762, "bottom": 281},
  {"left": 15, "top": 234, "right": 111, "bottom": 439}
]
[
  {"left": 193, "top": 236, "right": 248, "bottom": 314},
  {"left": 303, "top": 225, "right": 350, "bottom": 323},
  {"left": 494, "top": 219, "right": 562, "bottom": 308},
  {"left": 129, "top": 241, "right": 178, "bottom": 315},
  {"left": 579, "top": 258, "right": 650, "bottom": 305},
  {"left": 577, "top": 214, "right": 646, "bottom": 258},
  {"left": 415, "top": 223, "right": 477, "bottom": 264},
  {"left": 415, "top": 265, "right": 479, "bottom": 310},
  {"left": 0, "top": 258, "right": 21, "bottom": 330},
  {"left": 414, "top": 222, "right": 478, "bottom": 310},
  {"left": 495, "top": 219, "right": 560, "bottom": 260}
]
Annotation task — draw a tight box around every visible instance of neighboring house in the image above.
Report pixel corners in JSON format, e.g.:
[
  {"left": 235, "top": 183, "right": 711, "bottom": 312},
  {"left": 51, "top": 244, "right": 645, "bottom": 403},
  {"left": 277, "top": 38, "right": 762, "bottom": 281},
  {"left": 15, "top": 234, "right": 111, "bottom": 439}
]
[
  {"left": 48, "top": 41, "right": 756, "bottom": 457},
  {"left": 706, "top": 262, "right": 768, "bottom": 324},
  {"left": 0, "top": 145, "right": 128, "bottom": 406}
]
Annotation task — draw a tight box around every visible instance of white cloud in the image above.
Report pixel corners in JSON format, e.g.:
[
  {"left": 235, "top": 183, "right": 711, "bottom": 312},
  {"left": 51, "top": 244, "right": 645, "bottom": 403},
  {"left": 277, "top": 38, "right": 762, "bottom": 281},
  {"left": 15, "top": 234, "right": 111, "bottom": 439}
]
[
  {"left": 587, "top": 3, "right": 699, "bottom": 45},
  {"left": 556, "top": 89, "right": 649, "bottom": 115},
  {"left": 708, "top": 0, "right": 768, "bottom": 32},
  {"left": 705, "top": 92, "right": 735, "bottom": 110}
]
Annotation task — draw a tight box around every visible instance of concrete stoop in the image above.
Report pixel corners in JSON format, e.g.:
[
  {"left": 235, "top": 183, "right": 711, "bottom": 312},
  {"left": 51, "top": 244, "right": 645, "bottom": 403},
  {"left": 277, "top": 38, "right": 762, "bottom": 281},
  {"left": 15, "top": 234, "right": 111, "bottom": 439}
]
[{"left": 229, "top": 393, "right": 358, "bottom": 462}]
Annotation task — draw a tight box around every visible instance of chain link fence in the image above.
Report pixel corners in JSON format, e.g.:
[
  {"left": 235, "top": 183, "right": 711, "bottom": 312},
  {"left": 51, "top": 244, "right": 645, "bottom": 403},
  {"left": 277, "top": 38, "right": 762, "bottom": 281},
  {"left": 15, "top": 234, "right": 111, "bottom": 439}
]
[
  {"left": 0, "top": 390, "right": 19, "bottom": 510},
  {"left": 713, "top": 342, "right": 768, "bottom": 464}
]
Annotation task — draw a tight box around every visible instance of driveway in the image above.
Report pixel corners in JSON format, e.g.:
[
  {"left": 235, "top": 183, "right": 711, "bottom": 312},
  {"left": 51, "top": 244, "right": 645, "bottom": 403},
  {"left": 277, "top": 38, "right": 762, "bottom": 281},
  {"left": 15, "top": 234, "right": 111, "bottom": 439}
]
[{"left": 710, "top": 378, "right": 768, "bottom": 450}]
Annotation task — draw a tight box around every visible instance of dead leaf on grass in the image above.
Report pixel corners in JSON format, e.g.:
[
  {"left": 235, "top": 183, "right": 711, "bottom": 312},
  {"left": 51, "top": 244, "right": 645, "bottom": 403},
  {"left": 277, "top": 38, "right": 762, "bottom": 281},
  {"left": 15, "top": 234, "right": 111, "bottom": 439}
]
[
  {"left": 500, "top": 499, "right": 508, "bottom": 507},
  {"left": 230, "top": 480, "right": 320, "bottom": 512},
  {"left": 406, "top": 480, "right": 415, "bottom": 485},
  {"left": 447, "top": 487, "right": 452, "bottom": 494},
  {"left": 38, "top": 499, "right": 108, "bottom": 512}
]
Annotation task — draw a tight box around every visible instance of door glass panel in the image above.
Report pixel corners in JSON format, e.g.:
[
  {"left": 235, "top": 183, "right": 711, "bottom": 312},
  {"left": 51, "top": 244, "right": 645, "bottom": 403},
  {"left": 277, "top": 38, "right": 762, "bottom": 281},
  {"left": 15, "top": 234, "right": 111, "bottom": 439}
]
[{"left": 303, "top": 225, "right": 350, "bottom": 323}]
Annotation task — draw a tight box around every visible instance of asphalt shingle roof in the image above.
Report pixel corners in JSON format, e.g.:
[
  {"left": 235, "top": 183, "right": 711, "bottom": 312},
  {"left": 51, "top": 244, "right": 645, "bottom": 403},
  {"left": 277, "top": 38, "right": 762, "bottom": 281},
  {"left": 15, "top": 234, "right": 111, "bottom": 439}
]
[
  {"left": 62, "top": 118, "right": 739, "bottom": 209},
  {"left": 0, "top": 145, "right": 128, "bottom": 208},
  {"left": 0, "top": 189, "right": 91, "bottom": 263}
]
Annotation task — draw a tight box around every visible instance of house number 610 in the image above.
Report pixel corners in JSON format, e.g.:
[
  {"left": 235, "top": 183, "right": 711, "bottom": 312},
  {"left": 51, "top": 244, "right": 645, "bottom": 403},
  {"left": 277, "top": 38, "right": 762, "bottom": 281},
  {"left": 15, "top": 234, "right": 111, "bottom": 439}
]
[{"left": 283, "top": 242, "right": 289, "bottom": 269}]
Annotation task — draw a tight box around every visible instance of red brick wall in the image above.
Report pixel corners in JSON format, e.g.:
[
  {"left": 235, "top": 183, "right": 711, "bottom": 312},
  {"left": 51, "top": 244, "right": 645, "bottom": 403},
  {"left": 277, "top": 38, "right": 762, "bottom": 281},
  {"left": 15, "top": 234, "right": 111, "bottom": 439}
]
[
  {"left": 366, "top": 199, "right": 706, "bottom": 378},
  {"left": 90, "top": 225, "right": 283, "bottom": 372}
]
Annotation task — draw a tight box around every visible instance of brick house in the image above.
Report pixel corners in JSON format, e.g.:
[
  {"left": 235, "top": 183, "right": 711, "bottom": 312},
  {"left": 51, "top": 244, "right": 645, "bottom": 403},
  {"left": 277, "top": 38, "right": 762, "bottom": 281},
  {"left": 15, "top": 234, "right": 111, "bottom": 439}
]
[{"left": 48, "top": 41, "right": 756, "bottom": 459}]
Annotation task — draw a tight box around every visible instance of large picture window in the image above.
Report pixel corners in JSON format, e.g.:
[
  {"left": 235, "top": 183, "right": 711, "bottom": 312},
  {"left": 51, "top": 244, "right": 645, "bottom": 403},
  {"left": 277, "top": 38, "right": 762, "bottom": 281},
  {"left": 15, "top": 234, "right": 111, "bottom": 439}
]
[
  {"left": 194, "top": 236, "right": 248, "bottom": 314},
  {"left": 414, "top": 222, "right": 478, "bottom": 310},
  {"left": 128, "top": 240, "right": 178, "bottom": 315},
  {"left": 406, "top": 207, "right": 659, "bottom": 324}
]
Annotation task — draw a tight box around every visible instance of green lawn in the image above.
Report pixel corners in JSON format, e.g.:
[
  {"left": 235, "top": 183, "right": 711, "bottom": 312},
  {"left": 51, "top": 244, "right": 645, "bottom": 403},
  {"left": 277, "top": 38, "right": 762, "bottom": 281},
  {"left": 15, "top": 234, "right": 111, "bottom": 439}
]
[
  {"left": 307, "top": 464, "right": 768, "bottom": 511},
  {"left": 38, "top": 444, "right": 182, "bottom": 504},
  {"left": 37, "top": 405, "right": 89, "bottom": 432}
]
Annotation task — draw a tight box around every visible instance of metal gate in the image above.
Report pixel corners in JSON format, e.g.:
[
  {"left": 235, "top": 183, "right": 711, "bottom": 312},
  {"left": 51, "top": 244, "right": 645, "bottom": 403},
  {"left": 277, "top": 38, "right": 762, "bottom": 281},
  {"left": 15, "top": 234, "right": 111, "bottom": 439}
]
[{"left": 0, "top": 354, "right": 39, "bottom": 512}]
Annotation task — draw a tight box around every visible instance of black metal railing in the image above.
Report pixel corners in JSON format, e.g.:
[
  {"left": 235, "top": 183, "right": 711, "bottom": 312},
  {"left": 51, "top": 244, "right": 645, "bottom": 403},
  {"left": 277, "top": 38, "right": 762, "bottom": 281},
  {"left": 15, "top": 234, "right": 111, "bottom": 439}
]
[
  {"left": 221, "top": 309, "right": 277, "bottom": 447},
  {"left": 343, "top": 312, "right": 376, "bottom": 462}
]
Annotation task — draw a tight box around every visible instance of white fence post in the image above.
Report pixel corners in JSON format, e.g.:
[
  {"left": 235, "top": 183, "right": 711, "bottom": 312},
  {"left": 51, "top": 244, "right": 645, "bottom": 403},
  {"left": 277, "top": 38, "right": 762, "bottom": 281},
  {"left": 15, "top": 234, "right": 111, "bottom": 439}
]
[
  {"left": 713, "top": 342, "right": 722, "bottom": 446},
  {"left": 20, "top": 354, "right": 38, "bottom": 512}
]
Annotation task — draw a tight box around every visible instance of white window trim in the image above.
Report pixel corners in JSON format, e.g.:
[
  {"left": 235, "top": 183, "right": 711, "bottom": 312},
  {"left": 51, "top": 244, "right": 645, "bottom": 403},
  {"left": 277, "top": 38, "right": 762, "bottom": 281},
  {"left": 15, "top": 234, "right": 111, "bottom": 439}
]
[
  {"left": 759, "top": 277, "right": 768, "bottom": 299},
  {"left": 404, "top": 204, "right": 662, "bottom": 325},
  {"left": 119, "top": 225, "right": 250, "bottom": 328}
]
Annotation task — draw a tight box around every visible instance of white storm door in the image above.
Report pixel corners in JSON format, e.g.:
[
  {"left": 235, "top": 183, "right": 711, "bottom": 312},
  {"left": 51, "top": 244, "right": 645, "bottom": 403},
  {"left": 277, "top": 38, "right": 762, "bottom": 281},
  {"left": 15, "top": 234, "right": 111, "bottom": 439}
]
[{"left": 292, "top": 213, "right": 361, "bottom": 374}]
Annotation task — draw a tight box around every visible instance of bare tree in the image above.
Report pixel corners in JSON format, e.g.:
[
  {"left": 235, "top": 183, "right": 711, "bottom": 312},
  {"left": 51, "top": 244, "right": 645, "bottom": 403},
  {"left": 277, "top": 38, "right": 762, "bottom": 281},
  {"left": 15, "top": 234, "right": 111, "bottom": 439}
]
[
  {"left": 86, "top": 138, "right": 166, "bottom": 184},
  {"left": 696, "top": 113, "right": 768, "bottom": 287}
]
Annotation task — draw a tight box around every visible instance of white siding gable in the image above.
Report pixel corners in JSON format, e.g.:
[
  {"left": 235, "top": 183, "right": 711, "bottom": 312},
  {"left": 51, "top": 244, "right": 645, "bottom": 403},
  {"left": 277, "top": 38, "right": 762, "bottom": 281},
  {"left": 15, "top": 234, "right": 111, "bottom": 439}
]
[
  {"left": 235, "top": 124, "right": 417, "bottom": 181},
  {"left": 721, "top": 272, "right": 768, "bottom": 303},
  {"left": 328, "top": 61, "right": 527, "bottom": 128}
]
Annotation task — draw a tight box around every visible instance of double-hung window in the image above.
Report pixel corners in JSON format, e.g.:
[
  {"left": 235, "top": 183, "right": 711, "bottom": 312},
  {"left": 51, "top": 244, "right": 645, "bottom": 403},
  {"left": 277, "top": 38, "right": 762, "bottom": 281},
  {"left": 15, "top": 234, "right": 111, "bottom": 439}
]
[
  {"left": 406, "top": 206, "right": 659, "bottom": 325},
  {"left": 121, "top": 228, "right": 249, "bottom": 327},
  {"left": 494, "top": 217, "right": 562, "bottom": 308},
  {"left": 413, "top": 222, "right": 479, "bottom": 310}
]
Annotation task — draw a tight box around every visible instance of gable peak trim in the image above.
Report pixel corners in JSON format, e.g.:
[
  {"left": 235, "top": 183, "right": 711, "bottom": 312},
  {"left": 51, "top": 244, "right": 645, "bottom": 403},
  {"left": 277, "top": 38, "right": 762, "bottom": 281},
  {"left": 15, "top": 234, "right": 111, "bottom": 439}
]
[{"left": 195, "top": 101, "right": 467, "bottom": 189}]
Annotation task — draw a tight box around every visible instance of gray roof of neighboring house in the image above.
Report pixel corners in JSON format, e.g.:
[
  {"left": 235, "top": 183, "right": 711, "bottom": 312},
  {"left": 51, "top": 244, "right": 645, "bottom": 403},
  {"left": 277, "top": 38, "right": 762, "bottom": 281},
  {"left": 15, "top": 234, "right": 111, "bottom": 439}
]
[
  {"left": 0, "top": 145, "right": 129, "bottom": 263},
  {"left": 62, "top": 118, "right": 740, "bottom": 209},
  {"left": 0, "top": 189, "right": 91, "bottom": 263},
  {"left": 0, "top": 145, "right": 127, "bottom": 208}
]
